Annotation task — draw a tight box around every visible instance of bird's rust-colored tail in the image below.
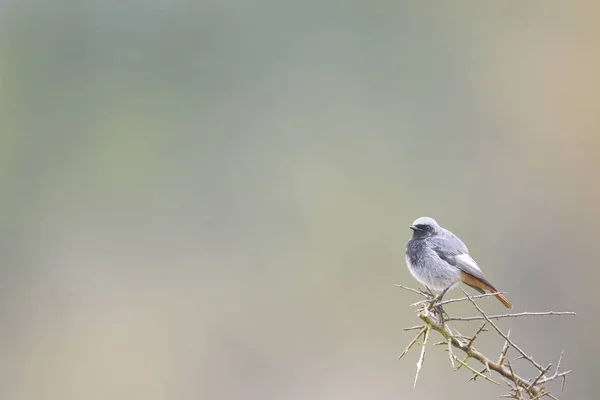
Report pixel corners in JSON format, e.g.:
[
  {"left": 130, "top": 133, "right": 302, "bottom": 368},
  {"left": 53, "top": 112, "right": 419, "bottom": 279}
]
[
  {"left": 493, "top": 292, "right": 513, "bottom": 309},
  {"left": 460, "top": 272, "right": 513, "bottom": 309}
]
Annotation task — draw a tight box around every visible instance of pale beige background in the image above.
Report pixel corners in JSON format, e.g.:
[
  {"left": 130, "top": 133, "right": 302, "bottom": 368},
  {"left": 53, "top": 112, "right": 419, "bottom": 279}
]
[{"left": 2, "top": 2, "right": 599, "bottom": 399}]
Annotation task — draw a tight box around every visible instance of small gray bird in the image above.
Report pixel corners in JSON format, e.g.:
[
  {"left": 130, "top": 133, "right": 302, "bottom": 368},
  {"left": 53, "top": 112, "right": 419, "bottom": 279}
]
[{"left": 405, "top": 216, "right": 512, "bottom": 308}]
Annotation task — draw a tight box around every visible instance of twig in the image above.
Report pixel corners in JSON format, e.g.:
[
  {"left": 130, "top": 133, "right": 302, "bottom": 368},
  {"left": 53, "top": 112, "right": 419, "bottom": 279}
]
[
  {"left": 558, "top": 351, "right": 566, "bottom": 392},
  {"left": 498, "top": 330, "right": 511, "bottom": 366},
  {"left": 447, "top": 339, "right": 455, "bottom": 370},
  {"left": 466, "top": 367, "right": 488, "bottom": 383},
  {"left": 454, "top": 356, "right": 500, "bottom": 385},
  {"left": 398, "top": 285, "right": 575, "bottom": 399},
  {"left": 403, "top": 325, "right": 425, "bottom": 331},
  {"left": 537, "top": 350, "right": 571, "bottom": 392},
  {"left": 418, "top": 307, "right": 540, "bottom": 393},
  {"left": 395, "top": 284, "right": 429, "bottom": 297},
  {"left": 451, "top": 327, "right": 467, "bottom": 346},
  {"left": 413, "top": 326, "right": 431, "bottom": 387},
  {"left": 527, "top": 363, "right": 552, "bottom": 391},
  {"left": 539, "top": 370, "right": 572, "bottom": 386},
  {"left": 531, "top": 390, "right": 551, "bottom": 400},
  {"left": 467, "top": 322, "right": 487, "bottom": 347},
  {"left": 456, "top": 355, "right": 469, "bottom": 371},
  {"left": 506, "top": 360, "right": 523, "bottom": 400},
  {"left": 556, "top": 351, "right": 563, "bottom": 374},
  {"left": 398, "top": 327, "right": 426, "bottom": 360},
  {"left": 460, "top": 289, "right": 546, "bottom": 373},
  {"left": 467, "top": 328, "right": 503, "bottom": 384},
  {"left": 447, "top": 311, "right": 576, "bottom": 322},
  {"left": 437, "top": 292, "right": 507, "bottom": 306}
]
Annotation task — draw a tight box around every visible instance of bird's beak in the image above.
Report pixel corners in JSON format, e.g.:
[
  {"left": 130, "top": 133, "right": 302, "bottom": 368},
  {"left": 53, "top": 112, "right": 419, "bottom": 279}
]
[{"left": 410, "top": 225, "right": 418, "bottom": 231}]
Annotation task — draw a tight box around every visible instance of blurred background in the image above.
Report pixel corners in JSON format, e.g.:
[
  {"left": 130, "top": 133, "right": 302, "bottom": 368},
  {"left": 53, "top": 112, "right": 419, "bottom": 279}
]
[{"left": 2, "top": 1, "right": 599, "bottom": 399}]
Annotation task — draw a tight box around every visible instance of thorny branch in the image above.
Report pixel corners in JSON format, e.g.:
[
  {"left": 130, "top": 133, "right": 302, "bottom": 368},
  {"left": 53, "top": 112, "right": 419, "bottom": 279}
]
[
  {"left": 459, "top": 288, "right": 547, "bottom": 373},
  {"left": 447, "top": 311, "right": 576, "bottom": 322},
  {"left": 396, "top": 285, "right": 576, "bottom": 399}
]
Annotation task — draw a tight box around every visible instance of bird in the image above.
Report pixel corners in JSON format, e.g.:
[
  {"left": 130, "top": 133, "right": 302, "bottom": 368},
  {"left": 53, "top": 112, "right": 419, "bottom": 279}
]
[{"left": 405, "top": 216, "right": 512, "bottom": 308}]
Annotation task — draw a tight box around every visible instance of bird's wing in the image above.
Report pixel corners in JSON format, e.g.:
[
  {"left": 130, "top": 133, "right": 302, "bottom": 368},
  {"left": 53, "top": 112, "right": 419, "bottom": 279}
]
[
  {"left": 440, "top": 228, "right": 469, "bottom": 253},
  {"left": 427, "top": 234, "right": 488, "bottom": 284}
]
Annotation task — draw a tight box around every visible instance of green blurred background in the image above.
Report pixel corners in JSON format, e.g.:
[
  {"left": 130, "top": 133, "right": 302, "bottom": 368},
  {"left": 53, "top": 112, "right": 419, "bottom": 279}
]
[{"left": 2, "top": 1, "right": 599, "bottom": 399}]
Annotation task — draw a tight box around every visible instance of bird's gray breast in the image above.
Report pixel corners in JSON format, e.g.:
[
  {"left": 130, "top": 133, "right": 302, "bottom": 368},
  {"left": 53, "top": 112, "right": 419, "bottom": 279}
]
[
  {"left": 406, "top": 238, "right": 427, "bottom": 269},
  {"left": 405, "top": 236, "right": 461, "bottom": 291}
]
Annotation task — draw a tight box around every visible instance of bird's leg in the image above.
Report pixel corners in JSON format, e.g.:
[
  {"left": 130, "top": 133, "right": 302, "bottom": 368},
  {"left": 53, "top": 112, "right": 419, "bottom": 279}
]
[
  {"left": 423, "top": 286, "right": 435, "bottom": 299},
  {"left": 430, "top": 285, "right": 452, "bottom": 322},
  {"left": 434, "top": 285, "right": 452, "bottom": 304}
]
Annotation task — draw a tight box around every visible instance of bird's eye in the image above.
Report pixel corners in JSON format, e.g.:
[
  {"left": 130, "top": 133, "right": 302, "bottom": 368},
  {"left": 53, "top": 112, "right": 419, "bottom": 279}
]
[{"left": 423, "top": 225, "right": 430, "bottom": 230}]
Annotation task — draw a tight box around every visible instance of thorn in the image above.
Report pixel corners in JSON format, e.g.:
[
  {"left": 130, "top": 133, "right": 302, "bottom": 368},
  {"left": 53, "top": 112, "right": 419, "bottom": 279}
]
[{"left": 413, "top": 326, "right": 431, "bottom": 387}]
